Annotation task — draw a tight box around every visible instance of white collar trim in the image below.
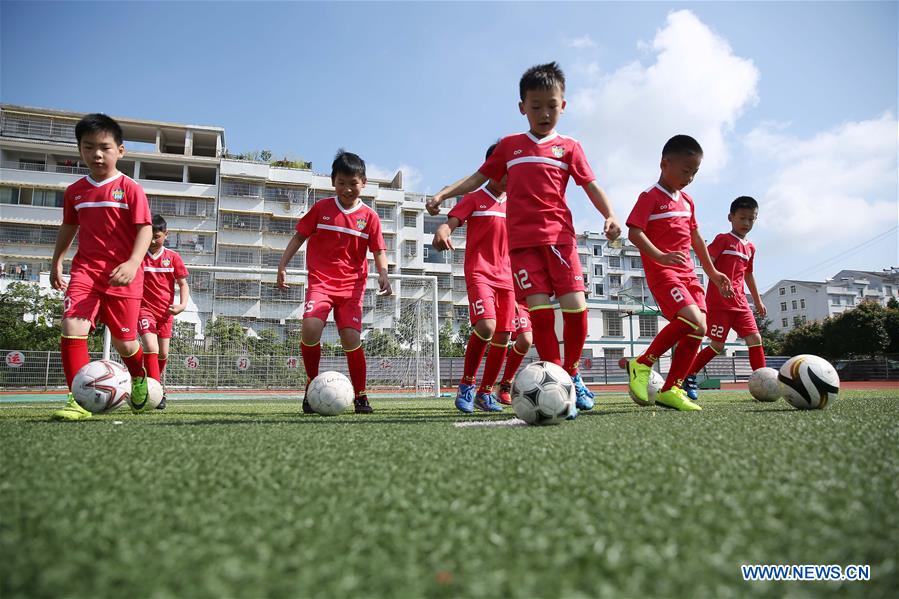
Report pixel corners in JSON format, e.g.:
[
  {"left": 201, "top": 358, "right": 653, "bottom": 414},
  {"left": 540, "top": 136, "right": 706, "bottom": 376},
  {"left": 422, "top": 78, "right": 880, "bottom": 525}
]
[
  {"left": 333, "top": 197, "right": 365, "bottom": 214},
  {"left": 147, "top": 247, "right": 166, "bottom": 260},
  {"left": 86, "top": 172, "right": 122, "bottom": 187},
  {"left": 654, "top": 183, "right": 681, "bottom": 201},
  {"left": 728, "top": 231, "right": 749, "bottom": 244},
  {"left": 525, "top": 131, "right": 559, "bottom": 144},
  {"left": 479, "top": 183, "right": 506, "bottom": 204}
]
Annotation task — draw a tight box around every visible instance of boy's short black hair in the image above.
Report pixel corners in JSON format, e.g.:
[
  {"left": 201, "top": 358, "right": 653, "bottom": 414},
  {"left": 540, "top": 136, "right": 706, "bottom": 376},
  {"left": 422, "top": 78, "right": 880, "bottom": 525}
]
[
  {"left": 75, "top": 113, "right": 123, "bottom": 146},
  {"left": 730, "top": 196, "right": 758, "bottom": 214},
  {"left": 485, "top": 141, "right": 500, "bottom": 161},
  {"left": 520, "top": 62, "right": 566, "bottom": 101},
  {"left": 152, "top": 214, "right": 168, "bottom": 233},
  {"left": 662, "top": 135, "right": 703, "bottom": 157},
  {"left": 331, "top": 150, "right": 366, "bottom": 180}
]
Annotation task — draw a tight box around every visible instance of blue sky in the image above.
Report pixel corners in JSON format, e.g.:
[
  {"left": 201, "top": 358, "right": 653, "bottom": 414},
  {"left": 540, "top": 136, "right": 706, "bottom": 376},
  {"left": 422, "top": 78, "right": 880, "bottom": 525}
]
[{"left": 2, "top": 1, "right": 896, "bottom": 291}]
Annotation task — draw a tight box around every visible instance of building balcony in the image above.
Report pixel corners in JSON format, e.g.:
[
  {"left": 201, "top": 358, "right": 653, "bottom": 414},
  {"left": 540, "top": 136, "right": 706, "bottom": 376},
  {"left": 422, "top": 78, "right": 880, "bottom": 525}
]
[
  {"left": 218, "top": 229, "right": 263, "bottom": 246},
  {"left": 219, "top": 195, "right": 264, "bottom": 212}
]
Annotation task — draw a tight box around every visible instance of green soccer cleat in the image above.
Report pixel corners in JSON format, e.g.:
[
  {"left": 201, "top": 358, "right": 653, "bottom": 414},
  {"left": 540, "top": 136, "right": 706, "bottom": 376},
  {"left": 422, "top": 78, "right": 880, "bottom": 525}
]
[
  {"left": 129, "top": 374, "right": 151, "bottom": 413},
  {"left": 655, "top": 386, "right": 703, "bottom": 411},
  {"left": 51, "top": 393, "right": 92, "bottom": 421},
  {"left": 627, "top": 358, "right": 652, "bottom": 405}
]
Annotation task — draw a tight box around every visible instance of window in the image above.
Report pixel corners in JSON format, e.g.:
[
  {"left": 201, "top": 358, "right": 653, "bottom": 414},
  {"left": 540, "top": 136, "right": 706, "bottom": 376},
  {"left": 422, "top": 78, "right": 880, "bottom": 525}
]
[
  {"left": 220, "top": 248, "right": 259, "bottom": 266},
  {"left": 638, "top": 314, "right": 658, "bottom": 338},
  {"left": 453, "top": 278, "right": 467, "bottom": 293},
  {"left": 630, "top": 257, "right": 642, "bottom": 269},
  {"left": 264, "top": 185, "right": 305, "bottom": 205},
  {"left": 265, "top": 217, "right": 295, "bottom": 234},
  {"left": 780, "top": 302, "right": 787, "bottom": 311},
  {"left": 593, "top": 264, "right": 603, "bottom": 276},
  {"left": 790, "top": 285, "right": 796, "bottom": 294},
  {"left": 793, "top": 316, "right": 801, "bottom": 326},
  {"left": 221, "top": 180, "right": 262, "bottom": 197},
  {"left": 0, "top": 187, "right": 20, "bottom": 204},
  {"left": 453, "top": 250, "right": 465, "bottom": 265},
  {"left": 608, "top": 256, "right": 621, "bottom": 268},
  {"left": 403, "top": 211, "right": 417, "bottom": 228},
  {"left": 603, "top": 311, "right": 623, "bottom": 336},
  {"left": 782, "top": 318, "right": 788, "bottom": 327},
  {"left": 214, "top": 279, "right": 260, "bottom": 299},
  {"left": 697, "top": 273, "right": 704, "bottom": 284},
  {"left": 792, "top": 300, "right": 798, "bottom": 309},
  {"left": 592, "top": 244, "right": 603, "bottom": 257},
  {"left": 221, "top": 212, "right": 262, "bottom": 231},
  {"left": 801, "top": 315, "right": 807, "bottom": 323},
  {"left": 310, "top": 189, "right": 333, "bottom": 204},
  {"left": 609, "top": 275, "right": 622, "bottom": 287},
  {"left": 454, "top": 306, "right": 468, "bottom": 319},
  {"left": 376, "top": 206, "right": 393, "bottom": 221},
  {"left": 593, "top": 283, "right": 604, "bottom": 297},
  {"left": 382, "top": 235, "right": 396, "bottom": 251},
  {"left": 579, "top": 254, "right": 588, "bottom": 267},
  {"left": 605, "top": 348, "right": 625, "bottom": 359},
  {"left": 779, "top": 287, "right": 785, "bottom": 295},
  {"left": 800, "top": 299, "right": 806, "bottom": 309},
  {"left": 423, "top": 215, "right": 444, "bottom": 234},
  {"left": 403, "top": 240, "right": 417, "bottom": 257},
  {"left": 437, "top": 274, "right": 452, "bottom": 290},
  {"left": 31, "top": 189, "right": 64, "bottom": 207}
]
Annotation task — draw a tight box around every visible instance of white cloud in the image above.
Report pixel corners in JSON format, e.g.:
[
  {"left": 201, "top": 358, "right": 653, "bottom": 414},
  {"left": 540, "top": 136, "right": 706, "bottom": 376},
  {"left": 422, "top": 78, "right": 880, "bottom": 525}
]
[
  {"left": 367, "top": 162, "right": 423, "bottom": 190},
  {"left": 566, "top": 35, "right": 596, "bottom": 49},
  {"left": 567, "top": 10, "right": 759, "bottom": 212},
  {"left": 745, "top": 113, "right": 898, "bottom": 253}
]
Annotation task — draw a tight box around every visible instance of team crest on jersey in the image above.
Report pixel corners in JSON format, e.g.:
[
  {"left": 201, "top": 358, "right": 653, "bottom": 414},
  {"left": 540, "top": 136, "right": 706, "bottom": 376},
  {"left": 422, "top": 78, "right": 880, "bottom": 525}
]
[
  {"left": 355, "top": 218, "right": 367, "bottom": 230},
  {"left": 551, "top": 146, "right": 565, "bottom": 158},
  {"left": 112, "top": 188, "right": 125, "bottom": 201},
  {"left": 162, "top": 258, "right": 172, "bottom": 267}
]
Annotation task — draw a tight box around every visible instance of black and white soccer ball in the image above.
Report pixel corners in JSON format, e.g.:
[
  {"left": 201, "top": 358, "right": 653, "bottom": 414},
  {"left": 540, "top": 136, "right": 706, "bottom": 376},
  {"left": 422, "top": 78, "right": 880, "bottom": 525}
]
[
  {"left": 72, "top": 360, "right": 132, "bottom": 413},
  {"left": 511, "top": 361, "right": 576, "bottom": 425},
  {"left": 748, "top": 367, "right": 782, "bottom": 402},
  {"left": 306, "top": 371, "right": 354, "bottom": 416},
  {"left": 778, "top": 355, "right": 840, "bottom": 410}
]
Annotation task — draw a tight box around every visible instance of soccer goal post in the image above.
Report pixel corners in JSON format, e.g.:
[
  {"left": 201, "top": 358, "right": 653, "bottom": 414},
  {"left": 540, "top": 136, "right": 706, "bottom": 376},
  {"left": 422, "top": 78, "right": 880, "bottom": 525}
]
[{"left": 161, "top": 265, "right": 440, "bottom": 398}]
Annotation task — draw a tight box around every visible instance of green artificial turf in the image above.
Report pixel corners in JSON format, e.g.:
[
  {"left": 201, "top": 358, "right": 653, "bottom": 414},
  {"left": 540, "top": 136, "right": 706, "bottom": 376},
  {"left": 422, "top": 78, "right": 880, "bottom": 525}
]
[{"left": 1, "top": 390, "right": 897, "bottom": 598}]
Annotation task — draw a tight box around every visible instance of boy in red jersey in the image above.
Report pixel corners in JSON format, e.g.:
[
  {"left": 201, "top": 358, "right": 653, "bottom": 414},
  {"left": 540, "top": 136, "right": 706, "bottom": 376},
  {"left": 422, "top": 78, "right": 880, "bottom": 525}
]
[
  {"left": 625, "top": 135, "right": 733, "bottom": 411},
  {"left": 427, "top": 62, "right": 621, "bottom": 418},
  {"left": 684, "top": 196, "right": 766, "bottom": 396},
  {"left": 277, "top": 151, "right": 392, "bottom": 414},
  {"left": 497, "top": 302, "right": 533, "bottom": 405},
  {"left": 432, "top": 143, "right": 513, "bottom": 413},
  {"left": 139, "top": 215, "right": 190, "bottom": 409},
  {"left": 50, "top": 114, "right": 153, "bottom": 420}
]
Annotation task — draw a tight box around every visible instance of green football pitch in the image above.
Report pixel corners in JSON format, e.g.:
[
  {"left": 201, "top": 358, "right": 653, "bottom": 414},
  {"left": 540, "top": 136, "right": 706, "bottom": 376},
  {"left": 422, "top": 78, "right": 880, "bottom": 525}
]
[{"left": 1, "top": 389, "right": 897, "bottom": 598}]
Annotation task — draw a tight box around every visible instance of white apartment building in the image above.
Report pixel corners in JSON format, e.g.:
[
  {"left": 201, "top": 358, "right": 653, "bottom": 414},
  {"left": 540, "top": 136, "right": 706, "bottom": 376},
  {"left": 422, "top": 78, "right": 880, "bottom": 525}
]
[
  {"left": 762, "top": 269, "right": 899, "bottom": 333},
  {"left": 2, "top": 104, "right": 743, "bottom": 358}
]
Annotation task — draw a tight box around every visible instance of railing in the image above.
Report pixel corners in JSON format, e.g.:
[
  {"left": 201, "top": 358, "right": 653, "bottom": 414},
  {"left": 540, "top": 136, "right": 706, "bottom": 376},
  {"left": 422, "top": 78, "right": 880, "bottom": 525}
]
[
  {"left": 1, "top": 114, "right": 77, "bottom": 143},
  {"left": 1, "top": 161, "right": 90, "bottom": 175}
]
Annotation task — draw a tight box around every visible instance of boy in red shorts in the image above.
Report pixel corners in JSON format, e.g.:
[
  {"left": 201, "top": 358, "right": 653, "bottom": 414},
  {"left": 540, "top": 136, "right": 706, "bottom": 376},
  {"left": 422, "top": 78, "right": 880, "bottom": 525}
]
[
  {"left": 432, "top": 143, "right": 514, "bottom": 413},
  {"left": 277, "top": 150, "right": 392, "bottom": 414},
  {"left": 625, "top": 135, "right": 733, "bottom": 411},
  {"left": 684, "top": 196, "right": 767, "bottom": 397},
  {"left": 427, "top": 62, "right": 621, "bottom": 417},
  {"left": 139, "top": 215, "right": 190, "bottom": 409},
  {"left": 51, "top": 113, "right": 153, "bottom": 420}
]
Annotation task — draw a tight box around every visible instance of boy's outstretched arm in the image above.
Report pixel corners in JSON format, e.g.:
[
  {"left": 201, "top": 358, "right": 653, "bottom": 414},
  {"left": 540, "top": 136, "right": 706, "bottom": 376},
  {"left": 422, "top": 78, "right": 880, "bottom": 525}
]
[
  {"left": 372, "top": 250, "right": 392, "bottom": 296},
  {"left": 432, "top": 216, "right": 462, "bottom": 251},
  {"left": 425, "top": 172, "right": 488, "bottom": 215},
  {"left": 170, "top": 278, "right": 191, "bottom": 315},
  {"left": 745, "top": 272, "right": 766, "bottom": 317},
  {"left": 110, "top": 224, "right": 152, "bottom": 286},
  {"left": 277, "top": 232, "right": 308, "bottom": 289},
  {"left": 691, "top": 229, "right": 733, "bottom": 298},
  {"left": 51, "top": 224, "right": 78, "bottom": 291},
  {"left": 628, "top": 226, "right": 686, "bottom": 267},
  {"left": 582, "top": 181, "right": 621, "bottom": 241}
]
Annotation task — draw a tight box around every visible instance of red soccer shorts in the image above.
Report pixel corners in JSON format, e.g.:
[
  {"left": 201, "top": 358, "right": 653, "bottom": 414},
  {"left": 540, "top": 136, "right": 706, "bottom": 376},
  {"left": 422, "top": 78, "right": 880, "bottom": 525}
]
[
  {"left": 137, "top": 309, "right": 174, "bottom": 339},
  {"left": 467, "top": 283, "right": 515, "bottom": 331},
  {"left": 706, "top": 308, "right": 758, "bottom": 342},
  {"left": 303, "top": 287, "right": 364, "bottom": 331},
  {"left": 509, "top": 244, "right": 585, "bottom": 302},
  {"left": 63, "top": 276, "right": 140, "bottom": 341},
  {"left": 512, "top": 302, "right": 532, "bottom": 337},
  {"left": 649, "top": 272, "right": 707, "bottom": 321}
]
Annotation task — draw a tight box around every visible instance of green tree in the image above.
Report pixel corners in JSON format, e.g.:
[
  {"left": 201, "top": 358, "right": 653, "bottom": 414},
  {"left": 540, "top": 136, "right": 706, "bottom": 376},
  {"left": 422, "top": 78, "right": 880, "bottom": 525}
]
[
  {"left": 887, "top": 297, "right": 899, "bottom": 310},
  {"left": 438, "top": 320, "right": 461, "bottom": 357},
  {"left": 0, "top": 282, "right": 63, "bottom": 350},
  {"left": 821, "top": 301, "right": 889, "bottom": 358},
  {"left": 204, "top": 318, "right": 247, "bottom": 353},
  {"left": 248, "top": 328, "right": 282, "bottom": 356},
  {"left": 755, "top": 315, "right": 783, "bottom": 356},
  {"left": 260, "top": 149, "right": 273, "bottom": 162},
  {"left": 884, "top": 304, "right": 899, "bottom": 353},
  {"left": 781, "top": 320, "right": 826, "bottom": 357},
  {"left": 454, "top": 320, "right": 473, "bottom": 356},
  {"left": 364, "top": 329, "right": 401, "bottom": 356}
]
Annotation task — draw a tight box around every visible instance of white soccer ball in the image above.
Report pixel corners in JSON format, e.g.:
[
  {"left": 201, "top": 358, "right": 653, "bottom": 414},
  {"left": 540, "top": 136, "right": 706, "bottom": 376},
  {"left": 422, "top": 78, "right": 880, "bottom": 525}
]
[
  {"left": 145, "top": 378, "right": 164, "bottom": 410},
  {"left": 306, "top": 371, "right": 354, "bottom": 416},
  {"left": 748, "top": 367, "right": 782, "bottom": 402},
  {"left": 72, "top": 360, "right": 132, "bottom": 413},
  {"left": 778, "top": 354, "right": 840, "bottom": 410},
  {"left": 511, "top": 361, "right": 576, "bottom": 425},
  {"left": 628, "top": 369, "right": 665, "bottom": 407}
]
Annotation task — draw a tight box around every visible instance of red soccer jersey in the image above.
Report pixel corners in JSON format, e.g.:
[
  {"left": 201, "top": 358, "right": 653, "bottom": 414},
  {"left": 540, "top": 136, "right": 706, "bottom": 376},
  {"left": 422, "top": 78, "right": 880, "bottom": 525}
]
[
  {"left": 626, "top": 184, "right": 698, "bottom": 282},
  {"left": 296, "top": 198, "right": 385, "bottom": 296},
  {"left": 63, "top": 173, "right": 152, "bottom": 298},
  {"left": 478, "top": 131, "right": 595, "bottom": 250},
  {"left": 448, "top": 186, "right": 513, "bottom": 290},
  {"left": 141, "top": 247, "right": 189, "bottom": 316},
  {"left": 706, "top": 232, "right": 756, "bottom": 311}
]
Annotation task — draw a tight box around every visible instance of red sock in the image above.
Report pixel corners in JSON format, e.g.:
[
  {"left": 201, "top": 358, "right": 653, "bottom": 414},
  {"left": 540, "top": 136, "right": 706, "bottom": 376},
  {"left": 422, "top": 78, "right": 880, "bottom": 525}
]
[
  {"left": 121, "top": 346, "right": 145, "bottom": 378},
  {"left": 529, "top": 305, "right": 561, "bottom": 365},
  {"left": 301, "top": 341, "right": 321, "bottom": 382},
  {"left": 637, "top": 317, "right": 696, "bottom": 367},
  {"left": 689, "top": 346, "right": 719, "bottom": 377},
  {"left": 748, "top": 344, "right": 766, "bottom": 370},
  {"left": 500, "top": 342, "right": 528, "bottom": 385},
  {"left": 345, "top": 345, "right": 367, "bottom": 397},
  {"left": 461, "top": 331, "right": 490, "bottom": 385},
  {"left": 158, "top": 357, "right": 168, "bottom": 374},
  {"left": 562, "top": 308, "right": 587, "bottom": 376},
  {"left": 143, "top": 352, "right": 161, "bottom": 381},
  {"left": 60, "top": 336, "right": 90, "bottom": 389},
  {"left": 663, "top": 334, "right": 703, "bottom": 391},
  {"left": 478, "top": 342, "right": 508, "bottom": 394}
]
